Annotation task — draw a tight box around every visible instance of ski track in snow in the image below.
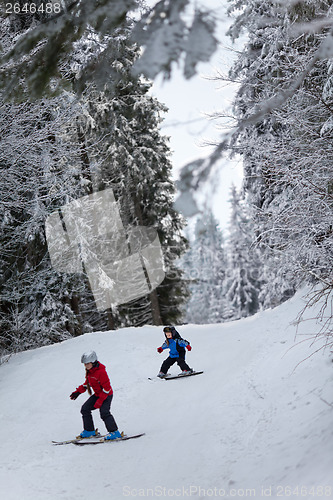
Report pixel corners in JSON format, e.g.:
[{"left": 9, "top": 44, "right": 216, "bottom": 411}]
[{"left": 0, "top": 290, "right": 332, "bottom": 499}]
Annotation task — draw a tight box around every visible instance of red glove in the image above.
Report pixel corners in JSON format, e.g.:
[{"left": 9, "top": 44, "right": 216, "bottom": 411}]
[
  {"left": 186, "top": 345, "right": 192, "bottom": 351},
  {"left": 157, "top": 347, "right": 163, "bottom": 353}
]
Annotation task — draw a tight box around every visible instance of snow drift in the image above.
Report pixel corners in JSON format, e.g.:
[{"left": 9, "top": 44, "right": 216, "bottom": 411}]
[{"left": 0, "top": 290, "right": 332, "bottom": 500}]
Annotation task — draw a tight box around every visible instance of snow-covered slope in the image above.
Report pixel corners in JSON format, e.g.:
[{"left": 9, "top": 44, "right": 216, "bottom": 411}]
[{"left": 0, "top": 291, "right": 332, "bottom": 500}]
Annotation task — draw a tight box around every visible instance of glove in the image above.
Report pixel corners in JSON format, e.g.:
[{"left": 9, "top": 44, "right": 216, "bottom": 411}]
[
  {"left": 157, "top": 347, "right": 163, "bottom": 353},
  {"left": 70, "top": 391, "right": 80, "bottom": 400},
  {"left": 186, "top": 345, "right": 192, "bottom": 351}
]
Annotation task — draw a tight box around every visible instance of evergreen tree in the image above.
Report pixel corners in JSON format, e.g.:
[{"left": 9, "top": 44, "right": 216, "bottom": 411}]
[
  {"left": 0, "top": 93, "right": 88, "bottom": 355},
  {"left": 76, "top": 32, "right": 189, "bottom": 327},
  {"left": 0, "top": 6, "right": 190, "bottom": 357},
  {"left": 224, "top": 186, "right": 261, "bottom": 319},
  {"left": 0, "top": 0, "right": 218, "bottom": 99},
  {"left": 226, "top": 0, "right": 333, "bottom": 315},
  {"left": 0, "top": 0, "right": 93, "bottom": 359},
  {"left": 183, "top": 209, "right": 227, "bottom": 324}
]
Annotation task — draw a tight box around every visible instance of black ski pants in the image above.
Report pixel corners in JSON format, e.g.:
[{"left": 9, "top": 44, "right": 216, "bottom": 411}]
[
  {"left": 81, "top": 394, "right": 118, "bottom": 433},
  {"left": 160, "top": 354, "right": 191, "bottom": 374}
]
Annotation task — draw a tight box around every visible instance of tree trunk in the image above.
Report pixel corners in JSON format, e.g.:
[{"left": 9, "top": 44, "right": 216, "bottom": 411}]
[
  {"left": 76, "top": 122, "right": 93, "bottom": 194},
  {"left": 106, "top": 308, "right": 116, "bottom": 330},
  {"left": 149, "top": 289, "right": 162, "bottom": 325},
  {"left": 132, "top": 195, "right": 163, "bottom": 325},
  {"left": 71, "top": 294, "right": 83, "bottom": 336}
]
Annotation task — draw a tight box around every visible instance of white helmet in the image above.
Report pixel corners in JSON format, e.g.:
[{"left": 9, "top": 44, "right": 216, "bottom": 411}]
[{"left": 81, "top": 350, "right": 98, "bottom": 364}]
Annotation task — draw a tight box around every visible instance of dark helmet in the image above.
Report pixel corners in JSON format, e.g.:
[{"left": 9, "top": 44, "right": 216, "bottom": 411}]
[
  {"left": 164, "top": 326, "right": 182, "bottom": 341},
  {"left": 164, "top": 326, "right": 180, "bottom": 342}
]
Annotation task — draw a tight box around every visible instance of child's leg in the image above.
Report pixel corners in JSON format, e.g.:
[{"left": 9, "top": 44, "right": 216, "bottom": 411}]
[
  {"left": 160, "top": 356, "right": 176, "bottom": 374},
  {"left": 81, "top": 395, "right": 98, "bottom": 431},
  {"left": 177, "top": 357, "right": 191, "bottom": 372},
  {"left": 99, "top": 394, "right": 118, "bottom": 433}
]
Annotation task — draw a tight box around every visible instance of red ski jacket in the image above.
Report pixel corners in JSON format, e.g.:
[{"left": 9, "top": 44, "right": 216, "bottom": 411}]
[{"left": 76, "top": 362, "right": 113, "bottom": 409}]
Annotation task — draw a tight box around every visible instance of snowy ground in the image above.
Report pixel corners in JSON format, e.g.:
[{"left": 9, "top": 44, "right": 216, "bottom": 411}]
[{"left": 0, "top": 290, "right": 332, "bottom": 500}]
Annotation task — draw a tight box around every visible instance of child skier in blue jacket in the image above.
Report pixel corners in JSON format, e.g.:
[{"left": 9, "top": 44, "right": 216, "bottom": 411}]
[{"left": 156, "top": 326, "right": 193, "bottom": 378}]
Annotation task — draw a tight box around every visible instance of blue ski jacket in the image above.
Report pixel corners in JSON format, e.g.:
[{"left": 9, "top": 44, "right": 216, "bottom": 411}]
[{"left": 161, "top": 338, "right": 189, "bottom": 358}]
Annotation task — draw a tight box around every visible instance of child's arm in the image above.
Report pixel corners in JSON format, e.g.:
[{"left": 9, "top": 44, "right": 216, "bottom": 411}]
[
  {"left": 70, "top": 377, "right": 87, "bottom": 399},
  {"left": 157, "top": 341, "right": 168, "bottom": 353},
  {"left": 76, "top": 375, "right": 89, "bottom": 394},
  {"left": 94, "top": 367, "right": 112, "bottom": 409},
  {"left": 177, "top": 339, "right": 192, "bottom": 350}
]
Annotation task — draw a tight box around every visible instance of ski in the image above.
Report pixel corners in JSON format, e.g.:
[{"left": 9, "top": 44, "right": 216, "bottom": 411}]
[
  {"left": 164, "top": 370, "right": 203, "bottom": 380},
  {"left": 148, "top": 371, "right": 203, "bottom": 381},
  {"left": 72, "top": 433, "right": 145, "bottom": 445},
  {"left": 52, "top": 430, "right": 103, "bottom": 445},
  {"left": 52, "top": 438, "right": 102, "bottom": 445},
  {"left": 52, "top": 436, "right": 105, "bottom": 445},
  {"left": 52, "top": 432, "right": 144, "bottom": 446}
]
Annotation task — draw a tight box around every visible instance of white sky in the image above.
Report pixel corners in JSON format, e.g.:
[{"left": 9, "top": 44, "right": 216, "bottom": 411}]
[{"left": 145, "top": 0, "right": 245, "bottom": 230}]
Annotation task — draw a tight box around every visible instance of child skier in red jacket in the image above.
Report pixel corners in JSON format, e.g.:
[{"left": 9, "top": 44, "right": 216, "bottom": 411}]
[{"left": 70, "top": 350, "right": 121, "bottom": 440}]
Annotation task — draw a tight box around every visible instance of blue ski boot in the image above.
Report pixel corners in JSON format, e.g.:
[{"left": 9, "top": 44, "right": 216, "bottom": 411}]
[
  {"left": 104, "top": 430, "right": 122, "bottom": 441},
  {"left": 79, "top": 429, "right": 98, "bottom": 439}
]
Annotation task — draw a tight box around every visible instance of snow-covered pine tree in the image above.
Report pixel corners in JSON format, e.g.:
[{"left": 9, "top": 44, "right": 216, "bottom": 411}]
[
  {"left": 226, "top": 0, "right": 333, "bottom": 322},
  {"left": 224, "top": 185, "right": 261, "bottom": 320},
  {"left": 0, "top": 13, "right": 100, "bottom": 356},
  {"left": 183, "top": 209, "right": 227, "bottom": 324},
  {"left": 0, "top": 0, "right": 218, "bottom": 98},
  {"left": 73, "top": 29, "right": 190, "bottom": 327},
  {"left": 0, "top": 92, "right": 87, "bottom": 355}
]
